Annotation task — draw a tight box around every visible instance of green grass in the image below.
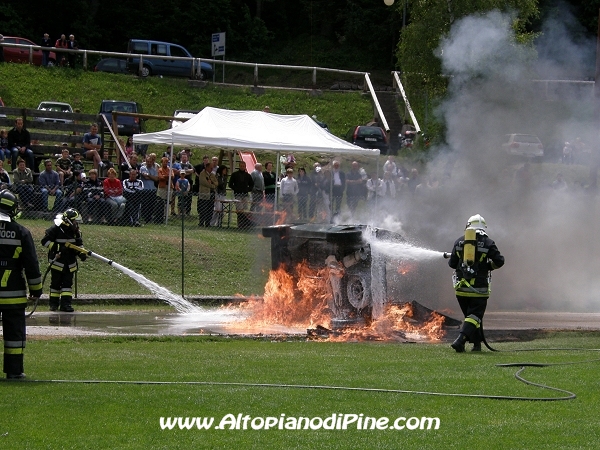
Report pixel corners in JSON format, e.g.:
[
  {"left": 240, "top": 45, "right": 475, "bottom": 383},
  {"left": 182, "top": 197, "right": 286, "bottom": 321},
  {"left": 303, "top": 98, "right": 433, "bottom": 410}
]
[
  {"left": 0, "top": 63, "right": 373, "bottom": 139},
  {"left": 2, "top": 332, "right": 600, "bottom": 449}
]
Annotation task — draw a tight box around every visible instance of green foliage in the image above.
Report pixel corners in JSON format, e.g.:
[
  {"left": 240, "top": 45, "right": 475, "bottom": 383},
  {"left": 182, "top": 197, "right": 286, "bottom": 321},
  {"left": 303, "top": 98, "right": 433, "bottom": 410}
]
[{"left": 3, "top": 334, "right": 600, "bottom": 448}]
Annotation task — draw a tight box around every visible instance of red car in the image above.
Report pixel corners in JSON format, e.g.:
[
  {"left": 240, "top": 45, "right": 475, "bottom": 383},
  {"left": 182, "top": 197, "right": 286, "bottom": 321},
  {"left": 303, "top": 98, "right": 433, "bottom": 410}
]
[{"left": 2, "top": 36, "right": 56, "bottom": 66}]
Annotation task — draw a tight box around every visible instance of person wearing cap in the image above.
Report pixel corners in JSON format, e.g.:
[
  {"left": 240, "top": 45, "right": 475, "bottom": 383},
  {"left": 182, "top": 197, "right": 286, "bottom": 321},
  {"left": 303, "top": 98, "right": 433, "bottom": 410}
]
[
  {"left": 175, "top": 169, "right": 191, "bottom": 216},
  {"left": 447, "top": 214, "right": 505, "bottom": 352}
]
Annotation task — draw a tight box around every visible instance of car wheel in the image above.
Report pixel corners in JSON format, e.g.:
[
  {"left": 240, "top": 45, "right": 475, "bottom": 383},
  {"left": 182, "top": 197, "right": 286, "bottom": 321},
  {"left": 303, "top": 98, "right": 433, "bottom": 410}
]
[
  {"left": 200, "top": 70, "right": 209, "bottom": 81},
  {"left": 47, "top": 60, "right": 55, "bottom": 67},
  {"left": 140, "top": 65, "right": 151, "bottom": 77}
]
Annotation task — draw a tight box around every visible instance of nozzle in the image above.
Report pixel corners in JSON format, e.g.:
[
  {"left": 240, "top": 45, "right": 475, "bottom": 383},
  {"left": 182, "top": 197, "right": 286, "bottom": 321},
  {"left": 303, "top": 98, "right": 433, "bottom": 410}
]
[{"left": 443, "top": 252, "right": 451, "bottom": 259}]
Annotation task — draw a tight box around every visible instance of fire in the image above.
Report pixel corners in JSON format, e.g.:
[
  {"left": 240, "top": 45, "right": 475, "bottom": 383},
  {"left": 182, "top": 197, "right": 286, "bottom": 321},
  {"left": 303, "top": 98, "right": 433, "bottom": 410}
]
[
  {"left": 240, "top": 262, "right": 331, "bottom": 327},
  {"left": 397, "top": 261, "right": 417, "bottom": 275},
  {"left": 236, "top": 261, "right": 447, "bottom": 342}
]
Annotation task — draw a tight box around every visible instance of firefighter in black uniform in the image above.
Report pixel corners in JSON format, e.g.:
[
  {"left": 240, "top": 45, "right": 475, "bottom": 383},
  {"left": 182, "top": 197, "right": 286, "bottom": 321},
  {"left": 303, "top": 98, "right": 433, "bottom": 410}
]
[
  {"left": 447, "top": 214, "right": 504, "bottom": 352},
  {"left": 0, "top": 189, "right": 43, "bottom": 379},
  {"left": 41, "top": 208, "right": 87, "bottom": 312}
]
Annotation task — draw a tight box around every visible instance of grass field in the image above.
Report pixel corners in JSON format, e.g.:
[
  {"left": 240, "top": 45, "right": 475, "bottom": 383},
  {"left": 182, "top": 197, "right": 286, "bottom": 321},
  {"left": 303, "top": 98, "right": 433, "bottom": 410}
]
[{"left": 2, "top": 332, "right": 600, "bottom": 449}]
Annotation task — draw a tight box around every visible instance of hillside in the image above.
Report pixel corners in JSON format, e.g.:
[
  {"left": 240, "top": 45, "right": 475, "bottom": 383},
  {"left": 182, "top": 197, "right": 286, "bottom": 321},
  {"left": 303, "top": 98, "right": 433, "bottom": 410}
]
[{"left": 0, "top": 64, "right": 374, "bottom": 140}]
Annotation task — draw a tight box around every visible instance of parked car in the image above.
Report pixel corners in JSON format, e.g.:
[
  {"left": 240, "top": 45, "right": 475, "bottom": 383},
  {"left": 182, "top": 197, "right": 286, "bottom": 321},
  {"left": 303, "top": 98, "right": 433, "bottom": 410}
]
[
  {"left": 34, "top": 101, "right": 74, "bottom": 124},
  {"left": 2, "top": 36, "right": 56, "bottom": 66},
  {"left": 126, "top": 39, "right": 213, "bottom": 80},
  {"left": 501, "top": 134, "right": 544, "bottom": 159},
  {"left": 99, "top": 100, "right": 145, "bottom": 136},
  {"left": 170, "top": 109, "right": 200, "bottom": 128},
  {"left": 94, "top": 58, "right": 128, "bottom": 74},
  {"left": 345, "top": 125, "right": 389, "bottom": 154}
]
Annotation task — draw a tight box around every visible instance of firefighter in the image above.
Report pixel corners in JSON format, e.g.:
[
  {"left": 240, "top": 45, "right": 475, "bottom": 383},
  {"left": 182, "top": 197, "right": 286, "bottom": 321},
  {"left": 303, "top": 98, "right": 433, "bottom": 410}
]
[
  {"left": 447, "top": 214, "right": 504, "bottom": 352},
  {"left": 0, "top": 189, "right": 42, "bottom": 379},
  {"left": 41, "top": 208, "right": 87, "bottom": 312}
]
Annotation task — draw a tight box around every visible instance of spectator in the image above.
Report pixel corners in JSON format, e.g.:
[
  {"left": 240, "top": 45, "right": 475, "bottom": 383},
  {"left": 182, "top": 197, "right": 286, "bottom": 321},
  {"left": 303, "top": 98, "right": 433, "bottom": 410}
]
[
  {"left": 175, "top": 170, "right": 191, "bottom": 216},
  {"left": 406, "top": 168, "right": 420, "bottom": 194},
  {"left": 8, "top": 118, "right": 35, "bottom": 171},
  {"left": 103, "top": 167, "right": 126, "bottom": 225},
  {"left": 381, "top": 170, "right": 397, "bottom": 200},
  {"left": 331, "top": 160, "right": 346, "bottom": 215},
  {"left": 139, "top": 153, "right": 158, "bottom": 224},
  {"left": 198, "top": 161, "right": 217, "bottom": 227},
  {"left": 211, "top": 165, "right": 228, "bottom": 227},
  {"left": 55, "top": 34, "right": 68, "bottom": 66},
  {"left": 122, "top": 168, "right": 144, "bottom": 226},
  {"left": 345, "top": 161, "right": 366, "bottom": 215},
  {"left": 192, "top": 155, "right": 210, "bottom": 194},
  {"left": 228, "top": 161, "right": 254, "bottom": 212},
  {"left": 562, "top": 142, "right": 573, "bottom": 165},
  {"left": 99, "top": 149, "right": 114, "bottom": 178},
  {"left": 67, "top": 34, "right": 78, "bottom": 68},
  {"left": 263, "top": 161, "right": 277, "bottom": 207},
  {"left": 38, "top": 159, "right": 63, "bottom": 211},
  {"left": 55, "top": 147, "right": 73, "bottom": 185},
  {"left": 82, "top": 123, "right": 102, "bottom": 171},
  {"left": 155, "top": 156, "right": 175, "bottom": 223},
  {"left": 178, "top": 151, "right": 194, "bottom": 215},
  {"left": 211, "top": 156, "right": 219, "bottom": 174},
  {"left": 12, "top": 159, "right": 34, "bottom": 209},
  {"left": 297, "top": 167, "right": 311, "bottom": 220},
  {"left": 250, "top": 163, "right": 264, "bottom": 212},
  {"left": 0, "top": 128, "right": 10, "bottom": 162},
  {"left": 82, "top": 169, "right": 105, "bottom": 223},
  {"left": 0, "top": 160, "right": 11, "bottom": 190},
  {"left": 120, "top": 152, "right": 141, "bottom": 182},
  {"left": 366, "top": 171, "right": 384, "bottom": 206},
  {"left": 286, "top": 153, "right": 297, "bottom": 168},
  {"left": 309, "top": 162, "right": 323, "bottom": 220},
  {"left": 552, "top": 172, "right": 567, "bottom": 191},
  {"left": 383, "top": 155, "right": 398, "bottom": 176},
  {"left": 41, "top": 33, "right": 52, "bottom": 67},
  {"left": 280, "top": 168, "right": 299, "bottom": 218},
  {"left": 125, "top": 137, "right": 134, "bottom": 156},
  {"left": 60, "top": 170, "right": 85, "bottom": 211},
  {"left": 71, "top": 152, "right": 85, "bottom": 174}
]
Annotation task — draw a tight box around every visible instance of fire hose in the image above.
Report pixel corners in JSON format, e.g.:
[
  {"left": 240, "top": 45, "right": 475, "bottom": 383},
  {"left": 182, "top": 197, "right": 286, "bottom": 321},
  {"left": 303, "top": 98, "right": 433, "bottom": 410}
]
[
  {"left": 443, "top": 252, "right": 498, "bottom": 352},
  {"left": 25, "top": 243, "right": 115, "bottom": 319}
]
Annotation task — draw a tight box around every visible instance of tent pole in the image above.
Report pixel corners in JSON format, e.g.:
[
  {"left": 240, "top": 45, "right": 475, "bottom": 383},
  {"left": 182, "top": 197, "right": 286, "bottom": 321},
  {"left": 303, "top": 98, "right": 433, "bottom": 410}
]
[
  {"left": 274, "top": 151, "right": 280, "bottom": 224},
  {"left": 165, "top": 139, "right": 175, "bottom": 225}
]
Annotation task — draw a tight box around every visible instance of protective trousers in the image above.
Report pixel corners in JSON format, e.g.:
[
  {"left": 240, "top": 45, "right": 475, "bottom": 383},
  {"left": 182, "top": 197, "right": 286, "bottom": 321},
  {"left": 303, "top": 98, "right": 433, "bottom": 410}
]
[
  {"left": 457, "top": 296, "right": 487, "bottom": 344},
  {"left": 1, "top": 308, "right": 26, "bottom": 375},
  {"left": 49, "top": 268, "right": 75, "bottom": 309}
]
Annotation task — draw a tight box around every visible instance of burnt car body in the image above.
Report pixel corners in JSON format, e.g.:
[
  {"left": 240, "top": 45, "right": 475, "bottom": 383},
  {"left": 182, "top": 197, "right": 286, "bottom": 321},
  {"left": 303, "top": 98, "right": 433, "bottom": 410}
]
[{"left": 262, "top": 223, "right": 403, "bottom": 327}]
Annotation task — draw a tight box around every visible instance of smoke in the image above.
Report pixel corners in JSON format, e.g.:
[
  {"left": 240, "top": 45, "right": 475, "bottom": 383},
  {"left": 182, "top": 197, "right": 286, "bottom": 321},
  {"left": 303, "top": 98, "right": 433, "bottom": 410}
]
[{"left": 379, "top": 7, "right": 600, "bottom": 313}]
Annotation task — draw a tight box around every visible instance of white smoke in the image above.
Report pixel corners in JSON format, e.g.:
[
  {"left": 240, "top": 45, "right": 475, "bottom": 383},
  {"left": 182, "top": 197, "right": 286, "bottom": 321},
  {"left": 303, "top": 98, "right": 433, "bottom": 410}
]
[{"left": 385, "top": 7, "right": 600, "bottom": 313}]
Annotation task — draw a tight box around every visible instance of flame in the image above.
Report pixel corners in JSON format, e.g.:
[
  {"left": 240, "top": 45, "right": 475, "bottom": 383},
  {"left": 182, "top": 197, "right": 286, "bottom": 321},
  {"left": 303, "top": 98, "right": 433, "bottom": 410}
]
[
  {"left": 397, "top": 261, "right": 417, "bottom": 275},
  {"left": 234, "top": 261, "right": 447, "bottom": 342}
]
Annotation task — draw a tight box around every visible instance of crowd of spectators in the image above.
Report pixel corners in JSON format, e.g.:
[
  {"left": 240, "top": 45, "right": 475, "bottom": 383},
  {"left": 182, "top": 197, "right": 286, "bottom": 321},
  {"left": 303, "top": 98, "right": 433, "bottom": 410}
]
[{"left": 3, "top": 113, "right": 594, "bottom": 228}]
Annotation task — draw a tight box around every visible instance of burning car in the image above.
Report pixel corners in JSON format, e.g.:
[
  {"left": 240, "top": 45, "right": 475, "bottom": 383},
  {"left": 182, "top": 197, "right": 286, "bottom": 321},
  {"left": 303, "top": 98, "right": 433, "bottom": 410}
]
[{"left": 262, "top": 223, "right": 430, "bottom": 330}]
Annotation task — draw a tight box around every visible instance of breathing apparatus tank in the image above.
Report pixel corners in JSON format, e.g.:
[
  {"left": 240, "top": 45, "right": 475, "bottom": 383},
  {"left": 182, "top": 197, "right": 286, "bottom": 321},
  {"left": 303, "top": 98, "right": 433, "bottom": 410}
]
[{"left": 463, "top": 227, "right": 477, "bottom": 267}]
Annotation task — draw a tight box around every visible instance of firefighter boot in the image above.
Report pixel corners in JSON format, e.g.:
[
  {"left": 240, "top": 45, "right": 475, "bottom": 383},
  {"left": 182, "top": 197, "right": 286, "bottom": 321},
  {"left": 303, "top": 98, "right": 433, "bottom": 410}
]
[
  {"left": 471, "top": 328, "right": 482, "bottom": 352},
  {"left": 451, "top": 333, "right": 467, "bottom": 352},
  {"left": 59, "top": 294, "right": 74, "bottom": 312}
]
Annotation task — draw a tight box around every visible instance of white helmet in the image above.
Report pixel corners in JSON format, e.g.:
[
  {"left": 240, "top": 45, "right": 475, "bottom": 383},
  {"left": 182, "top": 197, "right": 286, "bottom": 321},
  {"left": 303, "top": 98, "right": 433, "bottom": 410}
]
[{"left": 466, "top": 214, "right": 487, "bottom": 230}]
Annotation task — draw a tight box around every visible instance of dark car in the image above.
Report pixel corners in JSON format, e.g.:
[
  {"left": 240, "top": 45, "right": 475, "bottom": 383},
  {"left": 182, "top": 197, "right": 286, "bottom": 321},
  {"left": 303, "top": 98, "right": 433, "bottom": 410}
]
[
  {"left": 2, "top": 36, "right": 56, "bottom": 66},
  {"left": 345, "top": 126, "right": 389, "bottom": 154},
  {"left": 94, "top": 58, "right": 128, "bottom": 74},
  {"left": 99, "top": 100, "right": 145, "bottom": 136}
]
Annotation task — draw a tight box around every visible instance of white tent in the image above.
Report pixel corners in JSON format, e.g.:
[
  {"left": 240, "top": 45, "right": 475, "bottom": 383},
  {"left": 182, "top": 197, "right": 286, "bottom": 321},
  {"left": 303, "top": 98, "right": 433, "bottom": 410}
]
[{"left": 133, "top": 106, "right": 379, "bottom": 156}]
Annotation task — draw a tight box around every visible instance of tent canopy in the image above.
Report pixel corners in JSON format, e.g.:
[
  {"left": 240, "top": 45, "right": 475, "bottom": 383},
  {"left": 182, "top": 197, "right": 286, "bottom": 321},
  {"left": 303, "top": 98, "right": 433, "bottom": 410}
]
[{"left": 133, "top": 106, "right": 380, "bottom": 156}]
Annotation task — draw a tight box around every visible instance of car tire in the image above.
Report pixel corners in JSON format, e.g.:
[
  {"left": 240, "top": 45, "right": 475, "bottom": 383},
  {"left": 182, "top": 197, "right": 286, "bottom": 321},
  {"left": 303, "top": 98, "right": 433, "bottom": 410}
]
[
  {"left": 200, "top": 70, "right": 210, "bottom": 81},
  {"left": 140, "top": 65, "right": 151, "bottom": 77},
  {"left": 47, "top": 59, "right": 55, "bottom": 67}
]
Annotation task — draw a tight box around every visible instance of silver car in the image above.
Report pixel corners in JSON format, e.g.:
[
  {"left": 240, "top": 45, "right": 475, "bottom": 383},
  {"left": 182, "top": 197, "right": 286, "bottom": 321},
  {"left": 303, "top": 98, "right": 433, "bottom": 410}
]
[
  {"left": 34, "top": 101, "right": 74, "bottom": 124},
  {"left": 501, "top": 134, "right": 544, "bottom": 158}
]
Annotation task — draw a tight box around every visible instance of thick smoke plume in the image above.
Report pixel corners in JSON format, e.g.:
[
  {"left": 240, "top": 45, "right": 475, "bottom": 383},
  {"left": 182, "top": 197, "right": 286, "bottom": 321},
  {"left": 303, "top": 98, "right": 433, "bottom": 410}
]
[{"left": 360, "top": 8, "right": 600, "bottom": 313}]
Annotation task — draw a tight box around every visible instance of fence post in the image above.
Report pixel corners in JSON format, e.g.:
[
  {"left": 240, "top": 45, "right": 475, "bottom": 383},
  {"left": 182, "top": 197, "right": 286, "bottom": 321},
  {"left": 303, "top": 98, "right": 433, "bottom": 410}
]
[
  {"left": 138, "top": 55, "right": 144, "bottom": 76},
  {"left": 312, "top": 67, "right": 317, "bottom": 88},
  {"left": 83, "top": 50, "right": 88, "bottom": 70},
  {"left": 254, "top": 64, "right": 259, "bottom": 87}
]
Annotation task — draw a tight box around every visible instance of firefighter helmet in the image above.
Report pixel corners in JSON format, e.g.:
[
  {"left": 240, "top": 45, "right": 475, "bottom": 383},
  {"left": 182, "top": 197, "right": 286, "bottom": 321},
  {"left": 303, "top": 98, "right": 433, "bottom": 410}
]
[
  {"left": 55, "top": 208, "right": 82, "bottom": 229},
  {"left": 466, "top": 214, "right": 487, "bottom": 230},
  {"left": 0, "top": 189, "right": 18, "bottom": 219}
]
